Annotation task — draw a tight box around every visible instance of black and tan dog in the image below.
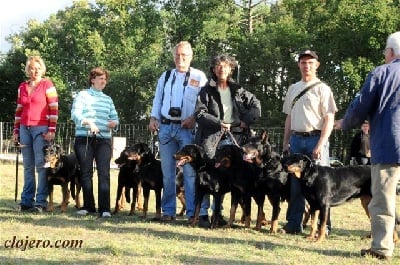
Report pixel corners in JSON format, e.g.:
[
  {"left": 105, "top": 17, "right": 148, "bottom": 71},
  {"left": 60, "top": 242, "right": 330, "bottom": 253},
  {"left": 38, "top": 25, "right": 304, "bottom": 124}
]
[
  {"left": 282, "top": 153, "right": 376, "bottom": 242},
  {"left": 174, "top": 144, "right": 230, "bottom": 228},
  {"left": 214, "top": 144, "right": 260, "bottom": 229},
  {"left": 126, "top": 143, "right": 163, "bottom": 220},
  {"left": 113, "top": 147, "right": 142, "bottom": 215},
  {"left": 43, "top": 144, "right": 81, "bottom": 213},
  {"left": 242, "top": 131, "right": 290, "bottom": 233}
]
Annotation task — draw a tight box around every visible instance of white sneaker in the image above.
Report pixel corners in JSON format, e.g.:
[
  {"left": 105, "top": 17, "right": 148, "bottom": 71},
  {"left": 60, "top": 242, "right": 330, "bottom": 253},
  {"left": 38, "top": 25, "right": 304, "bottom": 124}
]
[
  {"left": 101, "top": 211, "right": 111, "bottom": 218},
  {"left": 77, "top": 209, "right": 89, "bottom": 216}
]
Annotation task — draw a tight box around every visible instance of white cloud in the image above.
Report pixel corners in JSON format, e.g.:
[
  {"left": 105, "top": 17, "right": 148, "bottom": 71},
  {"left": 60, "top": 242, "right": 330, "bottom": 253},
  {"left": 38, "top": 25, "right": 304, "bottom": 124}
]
[{"left": 0, "top": 0, "right": 74, "bottom": 53}]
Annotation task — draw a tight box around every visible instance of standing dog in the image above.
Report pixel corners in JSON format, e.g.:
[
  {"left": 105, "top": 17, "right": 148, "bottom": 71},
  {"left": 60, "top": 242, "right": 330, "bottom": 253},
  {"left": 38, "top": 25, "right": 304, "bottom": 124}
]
[
  {"left": 43, "top": 144, "right": 81, "bottom": 213},
  {"left": 214, "top": 144, "right": 260, "bottom": 228},
  {"left": 174, "top": 144, "right": 230, "bottom": 228},
  {"left": 113, "top": 147, "right": 142, "bottom": 215},
  {"left": 242, "top": 131, "right": 290, "bottom": 233},
  {"left": 126, "top": 143, "right": 163, "bottom": 220},
  {"left": 282, "top": 153, "right": 375, "bottom": 242}
]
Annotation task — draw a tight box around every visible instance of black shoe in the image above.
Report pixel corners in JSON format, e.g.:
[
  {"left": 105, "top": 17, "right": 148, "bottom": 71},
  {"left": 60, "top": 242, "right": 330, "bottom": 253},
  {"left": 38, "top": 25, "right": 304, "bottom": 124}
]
[
  {"left": 18, "top": 204, "right": 33, "bottom": 212},
  {"left": 216, "top": 215, "right": 227, "bottom": 226},
  {"left": 361, "top": 248, "right": 391, "bottom": 260},
  {"left": 198, "top": 215, "right": 211, "bottom": 228},
  {"left": 278, "top": 225, "right": 301, "bottom": 235}
]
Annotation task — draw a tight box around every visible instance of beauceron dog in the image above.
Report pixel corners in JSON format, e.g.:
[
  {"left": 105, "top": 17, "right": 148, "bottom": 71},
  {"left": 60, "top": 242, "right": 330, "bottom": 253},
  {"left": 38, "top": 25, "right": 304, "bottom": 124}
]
[
  {"left": 113, "top": 147, "right": 142, "bottom": 215},
  {"left": 242, "top": 131, "right": 290, "bottom": 233},
  {"left": 43, "top": 144, "right": 81, "bottom": 213},
  {"left": 282, "top": 153, "right": 377, "bottom": 242},
  {"left": 126, "top": 143, "right": 163, "bottom": 220},
  {"left": 174, "top": 144, "right": 230, "bottom": 228},
  {"left": 214, "top": 144, "right": 260, "bottom": 229}
]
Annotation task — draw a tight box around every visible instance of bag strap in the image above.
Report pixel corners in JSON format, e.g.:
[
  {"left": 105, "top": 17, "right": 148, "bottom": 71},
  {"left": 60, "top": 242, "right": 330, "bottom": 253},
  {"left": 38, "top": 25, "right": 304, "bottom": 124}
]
[
  {"left": 291, "top": 81, "right": 322, "bottom": 109},
  {"left": 161, "top": 69, "right": 172, "bottom": 103}
]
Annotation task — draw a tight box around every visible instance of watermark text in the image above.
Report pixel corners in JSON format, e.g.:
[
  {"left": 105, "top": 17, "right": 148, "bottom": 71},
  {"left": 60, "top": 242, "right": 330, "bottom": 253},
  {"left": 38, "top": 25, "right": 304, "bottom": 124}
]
[{"left": 4, "top": 236, "right": 83, "bottom": 251}]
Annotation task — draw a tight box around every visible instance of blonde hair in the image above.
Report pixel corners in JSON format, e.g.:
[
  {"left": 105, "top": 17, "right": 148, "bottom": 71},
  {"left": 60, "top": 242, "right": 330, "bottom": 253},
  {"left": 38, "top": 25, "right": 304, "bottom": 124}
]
[{"left": 24, "top": 56, "right": 46, "bottom": 77}]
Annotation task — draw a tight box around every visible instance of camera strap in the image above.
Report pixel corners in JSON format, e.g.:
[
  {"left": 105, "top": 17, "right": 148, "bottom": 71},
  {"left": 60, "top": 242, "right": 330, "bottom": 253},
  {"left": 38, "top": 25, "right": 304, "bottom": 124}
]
[{"left": 169, "top": 69, "right": 191, "bottom": 112}]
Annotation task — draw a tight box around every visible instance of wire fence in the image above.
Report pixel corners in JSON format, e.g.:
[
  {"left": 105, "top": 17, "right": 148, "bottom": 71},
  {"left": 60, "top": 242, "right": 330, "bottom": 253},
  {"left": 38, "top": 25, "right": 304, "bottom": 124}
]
[{"left": 0, "top": 121, "right": 355, "bottom": 164}]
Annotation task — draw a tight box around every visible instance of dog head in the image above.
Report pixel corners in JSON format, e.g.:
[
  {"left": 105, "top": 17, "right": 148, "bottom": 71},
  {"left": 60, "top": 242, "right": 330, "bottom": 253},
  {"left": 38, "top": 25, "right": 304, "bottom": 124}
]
[
  {"left": 174, "top": 144, "right": 206, "bottom": 169},
  {"left": 43, "top": 144, "right": 64, "bottom": 169},
  {"left": 115, "top": 147, "right": 136, "bottom": 168},
  {"left": 214, "top": 144, "right": 243, "bottom": 169},
  {"left": 242, "top": 129, "right": 272, "bottom": 165},
  {"left": 282, "top": 153, "right": 314, "bottom": 178},
  {"left": 126, "top": 143, "right": 154, "bottom": 165}
]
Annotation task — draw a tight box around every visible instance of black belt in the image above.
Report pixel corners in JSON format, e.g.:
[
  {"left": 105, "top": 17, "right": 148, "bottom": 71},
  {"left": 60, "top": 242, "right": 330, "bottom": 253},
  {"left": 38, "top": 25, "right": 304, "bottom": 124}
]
[
  {"left": 160, "top": 116, "right": 181, "bottom": 125},
  {"left": 292, "top": 130, "right": 321, "bottom": 137}
]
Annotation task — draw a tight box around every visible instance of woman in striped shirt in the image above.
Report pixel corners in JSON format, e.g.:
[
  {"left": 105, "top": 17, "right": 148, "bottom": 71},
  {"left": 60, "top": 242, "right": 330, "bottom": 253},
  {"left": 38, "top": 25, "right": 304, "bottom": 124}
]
[{"left": 71, "top": 67, "right": 119, "bottom": 218}]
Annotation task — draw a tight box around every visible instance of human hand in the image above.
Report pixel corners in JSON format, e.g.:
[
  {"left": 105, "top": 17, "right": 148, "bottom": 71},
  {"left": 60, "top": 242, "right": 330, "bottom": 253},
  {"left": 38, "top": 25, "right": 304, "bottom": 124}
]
[
  {"left": 239, "top": 121, "right": 248, "bottom": 129},
  {"left": 107, "top": 120, "right": 117, "bottom": 129},
  {"left": 42, "top": 131, "right": 55, "bottom": 142},
  {"left": 181, "top": 116, "right": 195, "bottom": 129},
  {"left": 333, "top": 119, "right": 343, "bottom": 130},
  {"left": 149, "top": 117, "right": 159, "bottom": 133},
  {"left": 221, "top": 122, "right": 231, "bottom": 131},
  {"left": 88, "top": 121, "right": 99, "bottom": 134},
  {"left": 13, "top": 133, "right": 19, "bottom": 145}
]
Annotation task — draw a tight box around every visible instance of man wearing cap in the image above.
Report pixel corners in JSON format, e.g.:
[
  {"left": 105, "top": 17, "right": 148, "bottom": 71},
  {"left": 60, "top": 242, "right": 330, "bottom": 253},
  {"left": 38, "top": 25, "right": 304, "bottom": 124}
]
[{"left": 281, "top": 50, "right": 338, "bottom": 234}]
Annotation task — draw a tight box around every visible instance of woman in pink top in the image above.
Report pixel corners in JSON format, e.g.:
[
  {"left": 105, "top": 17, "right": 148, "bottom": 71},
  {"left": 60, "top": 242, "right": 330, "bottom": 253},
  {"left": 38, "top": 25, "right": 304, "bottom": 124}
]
[{"left": 13, "top": 56, "right": 58, "bottom": 213}]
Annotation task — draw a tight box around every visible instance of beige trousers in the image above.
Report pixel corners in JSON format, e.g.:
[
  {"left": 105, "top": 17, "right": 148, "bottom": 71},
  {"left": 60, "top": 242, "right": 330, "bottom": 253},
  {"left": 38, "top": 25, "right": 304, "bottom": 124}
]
[{"left": 369, "top": 164, "right": 400, "bottom": 256}]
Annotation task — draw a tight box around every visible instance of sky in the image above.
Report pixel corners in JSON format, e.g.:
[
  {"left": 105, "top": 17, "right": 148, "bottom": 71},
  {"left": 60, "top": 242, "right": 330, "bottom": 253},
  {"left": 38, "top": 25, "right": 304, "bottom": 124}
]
[{"left": 0, "top": 0, "right": 75, "bottom": 53}]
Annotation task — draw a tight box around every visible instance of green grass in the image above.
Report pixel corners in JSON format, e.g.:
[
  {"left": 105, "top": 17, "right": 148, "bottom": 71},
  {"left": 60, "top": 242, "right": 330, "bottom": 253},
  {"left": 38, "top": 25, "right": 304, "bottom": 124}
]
[{"left": 0, "top": 161, "right": 399, "bottom": 265}]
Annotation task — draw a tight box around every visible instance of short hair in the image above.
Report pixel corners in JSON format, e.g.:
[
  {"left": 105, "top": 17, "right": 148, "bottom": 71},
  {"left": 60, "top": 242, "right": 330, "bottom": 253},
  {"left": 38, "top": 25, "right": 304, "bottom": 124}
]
[
  {"left": 88, "top": 67, "right": 109, "bottom": 87},
  {"left": 209, "top": 54, "right": 237, "bottom": 81},
  {"left": 386, "top": 31, "right": 400, "bottom": 56},
  {"left": 173, "top": 41, "right": 193, "bottom": 57},
  {"left": 25, "top": 56, "right": 46, "bottom": 77}
]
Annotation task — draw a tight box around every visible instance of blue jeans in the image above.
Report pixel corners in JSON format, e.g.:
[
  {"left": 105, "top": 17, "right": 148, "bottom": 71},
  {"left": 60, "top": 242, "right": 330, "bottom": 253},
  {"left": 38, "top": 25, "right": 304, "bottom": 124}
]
[
  {"left": 285, "top": 134, "right": 330, "bottom": 232},
  {"left": 158, "top": 123, "right": 198, "bottom": 218},
  {"left": 19, "top": 125, "right": 49, "bottom": 208},
  {"left": 74, "top": 136, "right": 112, "bottom": 214}
]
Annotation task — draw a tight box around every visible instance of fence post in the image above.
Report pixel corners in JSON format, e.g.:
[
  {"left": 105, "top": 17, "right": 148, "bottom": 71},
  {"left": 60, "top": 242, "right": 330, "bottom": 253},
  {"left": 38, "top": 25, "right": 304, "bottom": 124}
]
[{"left": 0, "top": 122, "right": 3, "bottom": 154}]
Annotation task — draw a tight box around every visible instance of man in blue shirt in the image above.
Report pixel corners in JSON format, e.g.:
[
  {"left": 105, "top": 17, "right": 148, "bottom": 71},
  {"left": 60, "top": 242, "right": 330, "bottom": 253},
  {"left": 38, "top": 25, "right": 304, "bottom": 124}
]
[{"left": 335, "top": 31, "right": 400, "bottom": 260}]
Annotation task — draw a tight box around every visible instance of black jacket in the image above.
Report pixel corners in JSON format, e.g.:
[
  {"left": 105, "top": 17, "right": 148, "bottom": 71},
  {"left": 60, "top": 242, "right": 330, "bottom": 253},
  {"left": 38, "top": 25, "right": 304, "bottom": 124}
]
[{"left": 194, "top": 79, "right": 261, "bottom": 145}]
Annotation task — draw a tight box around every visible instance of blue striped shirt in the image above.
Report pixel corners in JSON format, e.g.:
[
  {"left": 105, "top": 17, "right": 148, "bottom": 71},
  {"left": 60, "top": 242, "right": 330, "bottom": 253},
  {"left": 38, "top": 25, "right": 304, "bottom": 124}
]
[{"left": 71, "top": 87, "right": 119, "bottom": 138}]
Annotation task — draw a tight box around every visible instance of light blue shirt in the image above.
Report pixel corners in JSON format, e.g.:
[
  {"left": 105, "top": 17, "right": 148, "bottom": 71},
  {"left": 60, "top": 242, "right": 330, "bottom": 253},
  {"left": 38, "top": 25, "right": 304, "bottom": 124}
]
[{"left": 71, "top": 87, "right": 119, "bottom": 138}]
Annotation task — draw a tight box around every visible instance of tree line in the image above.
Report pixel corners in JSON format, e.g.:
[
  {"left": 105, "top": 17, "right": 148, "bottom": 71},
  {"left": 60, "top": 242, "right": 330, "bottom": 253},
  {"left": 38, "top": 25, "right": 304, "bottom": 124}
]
[{"left": 0, "top": 0, "right": 399, "bottom": 127}]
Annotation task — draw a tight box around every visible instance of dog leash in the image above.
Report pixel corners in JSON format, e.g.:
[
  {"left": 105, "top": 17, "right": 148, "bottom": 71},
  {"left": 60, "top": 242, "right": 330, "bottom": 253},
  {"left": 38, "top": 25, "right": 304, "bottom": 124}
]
[{"left": 213, "top": 129, "right": 241, "bottom": 149}]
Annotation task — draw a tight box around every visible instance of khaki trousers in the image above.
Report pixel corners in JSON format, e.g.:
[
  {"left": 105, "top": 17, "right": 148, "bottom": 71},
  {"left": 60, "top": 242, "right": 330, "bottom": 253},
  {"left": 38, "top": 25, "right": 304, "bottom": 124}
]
[{"left": 369, "top": 164, "right": 400, "bottom": 256}]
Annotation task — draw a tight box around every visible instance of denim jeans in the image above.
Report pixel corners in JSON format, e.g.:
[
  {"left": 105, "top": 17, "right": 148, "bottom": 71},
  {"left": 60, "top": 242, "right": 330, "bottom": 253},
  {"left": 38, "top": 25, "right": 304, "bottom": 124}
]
[
  {"left": 158, "top": 123, "right": 198, "bottom": 218},
  {"left": 19, "top": 125, "right": 49, "bottom": 208},
  {"left": 74, "top": 136, "right": 112, "bottom": 214},
  {"left": 285, "top": 134, "right": 330, "bottom": 232}
]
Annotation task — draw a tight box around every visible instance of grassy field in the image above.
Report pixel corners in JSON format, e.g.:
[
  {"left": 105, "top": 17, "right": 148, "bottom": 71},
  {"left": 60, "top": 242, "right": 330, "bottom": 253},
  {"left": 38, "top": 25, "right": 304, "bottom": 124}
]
[{"left": 0, "top": 161, "right": 399, "bottom": 265}]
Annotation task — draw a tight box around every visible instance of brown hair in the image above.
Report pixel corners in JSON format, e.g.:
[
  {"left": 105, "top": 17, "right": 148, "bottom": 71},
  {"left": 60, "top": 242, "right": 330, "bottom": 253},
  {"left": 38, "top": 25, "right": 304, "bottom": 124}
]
[{"left": 88, "top": 67, "right": 109, "bottom": 87}]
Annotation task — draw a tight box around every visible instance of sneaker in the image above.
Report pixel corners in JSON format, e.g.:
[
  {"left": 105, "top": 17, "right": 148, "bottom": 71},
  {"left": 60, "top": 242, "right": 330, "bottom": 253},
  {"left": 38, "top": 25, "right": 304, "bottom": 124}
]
[
  {"left": 32, "top": 206, "right": 44, "bottom": 213},
  {"left": 361, "top": 248, "right": 391, "bottom": 260},
  {"left": 77, "top": 209, "right": 89, "bottom": 216},
  {"left": 101, "top": 212, "right": 111, "bottom": 218},
  {"left": 198, "top": 215, "right": 211, "bottom": 228}
]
